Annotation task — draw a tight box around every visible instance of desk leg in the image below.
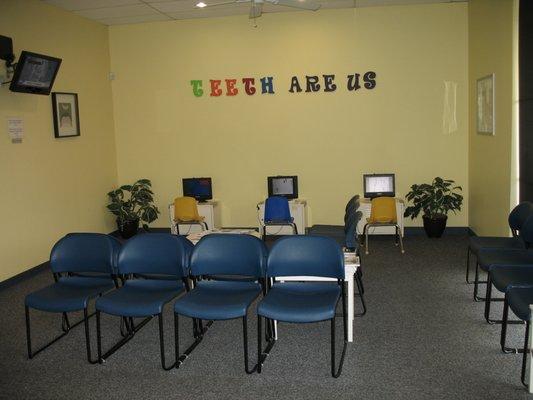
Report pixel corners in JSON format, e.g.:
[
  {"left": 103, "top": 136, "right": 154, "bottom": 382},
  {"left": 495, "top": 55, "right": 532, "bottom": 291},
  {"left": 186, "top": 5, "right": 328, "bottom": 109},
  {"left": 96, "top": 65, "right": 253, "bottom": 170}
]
[
  {"left": 347, "top": 275, "right": 354, "bottom": 342},
  {"left": 527, "top": 316, "right": 533, "bottom": 393}
]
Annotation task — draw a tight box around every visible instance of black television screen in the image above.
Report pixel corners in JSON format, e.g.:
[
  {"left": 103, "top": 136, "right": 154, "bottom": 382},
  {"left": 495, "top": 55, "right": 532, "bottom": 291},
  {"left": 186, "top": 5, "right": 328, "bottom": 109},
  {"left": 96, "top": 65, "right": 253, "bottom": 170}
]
[
  {"left": 183, "top": 178, "right": 212, "bottom": 201},
  {"left": 267, "top": 176, "right": 298, "bottom": 199},
  {"left": 363, "top": 173, "right": 395, "bottom": 198},
  {"left": 9, "top": 51, "right": 62, "bottom": 95}
]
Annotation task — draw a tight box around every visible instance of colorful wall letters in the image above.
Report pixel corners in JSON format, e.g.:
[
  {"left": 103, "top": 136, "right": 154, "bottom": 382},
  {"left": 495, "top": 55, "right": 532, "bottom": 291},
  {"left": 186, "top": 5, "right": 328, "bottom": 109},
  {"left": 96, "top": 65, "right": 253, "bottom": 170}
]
[{"left": 190, "top": 72, "right": 376, "bottom": 97}]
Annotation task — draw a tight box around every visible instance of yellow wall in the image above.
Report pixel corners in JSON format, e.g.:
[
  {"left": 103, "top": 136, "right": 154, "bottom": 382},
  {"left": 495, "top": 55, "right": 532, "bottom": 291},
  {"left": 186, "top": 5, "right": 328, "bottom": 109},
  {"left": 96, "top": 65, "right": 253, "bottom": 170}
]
[
  {"left": 468, "top": 0, "right": 515, "bottom": 236},
  {"left": 0, "top": 0, "right": 118, "bottom": 281},
  {"left": 109, "top": 3, "right": 469, "bottom": 229}
]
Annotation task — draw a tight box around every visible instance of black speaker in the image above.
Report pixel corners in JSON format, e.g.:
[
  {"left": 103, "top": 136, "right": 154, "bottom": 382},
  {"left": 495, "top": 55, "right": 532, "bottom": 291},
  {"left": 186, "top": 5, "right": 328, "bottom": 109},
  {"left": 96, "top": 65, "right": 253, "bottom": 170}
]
[{"left": 0, "top": 35, "right": 15, "bottom": 66}]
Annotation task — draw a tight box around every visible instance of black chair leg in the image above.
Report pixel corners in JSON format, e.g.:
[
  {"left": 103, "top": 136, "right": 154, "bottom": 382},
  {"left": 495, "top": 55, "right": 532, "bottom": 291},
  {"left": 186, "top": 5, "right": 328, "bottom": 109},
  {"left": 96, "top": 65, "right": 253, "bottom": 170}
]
[
  {"left": 26, "top": 306, "right": 96, "bottom": 360},
  {"left": 158, "top": 313, "right": 176, "bottom": 370},
  {"left": 96, "top": 311, "right": 153, "bottom": 363},
  {"left": 256, "top": 315, "right": 276, "bottom": 374},
  {"left": 521, "top": 321, "right": 530, "bottom": 387},
  {"left": 500, "top": 296, "right": 526, "bottom": 354},
  {"left": 466, "top": 247, "right": 474, "bottom": 284},
  {"left": 242, "top": 315, "right": 258, "bottom": 374},
  {"left": 473, "top": 262, "right": 487, "bottom": 302},
  {"left": 484, "top": 273, "right": 493, "bottom": 324},
  {"left": 331, "top": 286, "right": 348, "bottom": 378},
  {"left": 174, "top": 313, "right": 213, "bottom": 369}
]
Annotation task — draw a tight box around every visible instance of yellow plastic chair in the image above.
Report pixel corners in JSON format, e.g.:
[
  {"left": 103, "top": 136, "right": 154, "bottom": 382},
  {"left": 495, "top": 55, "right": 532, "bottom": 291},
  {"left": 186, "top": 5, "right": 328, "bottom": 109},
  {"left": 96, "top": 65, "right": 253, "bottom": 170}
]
[
  {"left": 363, "top": 197, "right": 404, "bottom": 255},
  {"left": 173, "top": 196, "right": 208, "bottom": 235}
]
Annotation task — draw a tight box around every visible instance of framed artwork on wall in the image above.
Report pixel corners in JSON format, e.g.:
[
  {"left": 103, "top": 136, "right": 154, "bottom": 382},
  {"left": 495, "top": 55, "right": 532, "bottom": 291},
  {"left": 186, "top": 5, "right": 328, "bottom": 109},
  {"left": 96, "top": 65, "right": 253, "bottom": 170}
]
[
  {"left": 476, "top": 74, "right": 495, "bottom": 135},
  {"left": 52, "top": 92, "right": 80, "bottom": 138}
]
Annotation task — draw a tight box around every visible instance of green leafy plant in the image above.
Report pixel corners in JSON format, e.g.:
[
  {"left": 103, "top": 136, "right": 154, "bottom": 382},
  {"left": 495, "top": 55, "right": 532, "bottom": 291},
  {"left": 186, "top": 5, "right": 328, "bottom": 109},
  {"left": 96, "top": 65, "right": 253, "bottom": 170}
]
[
  {"left": 404, "top": 177, "right": 463, "bottom": 220},
  {"left": 107, "top": 179, "right": 160, "bottom": 230}
]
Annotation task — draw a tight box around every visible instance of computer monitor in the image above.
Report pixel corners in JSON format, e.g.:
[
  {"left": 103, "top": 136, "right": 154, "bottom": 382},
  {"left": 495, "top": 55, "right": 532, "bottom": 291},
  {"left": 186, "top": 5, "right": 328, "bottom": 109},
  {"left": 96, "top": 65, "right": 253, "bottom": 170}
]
[
  {"left": 182, "top": 177, "right": 212, "bottom": 202},
  {"left": 267, "top": 176, "right": 298, "bottom": 199},
  {"left": 363, "top": 174, "right": 395, "bottom": 198}
]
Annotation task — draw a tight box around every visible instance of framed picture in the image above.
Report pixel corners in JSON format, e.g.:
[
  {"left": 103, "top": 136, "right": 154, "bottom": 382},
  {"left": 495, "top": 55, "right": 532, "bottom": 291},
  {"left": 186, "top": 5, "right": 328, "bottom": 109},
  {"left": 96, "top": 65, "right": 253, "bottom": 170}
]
[
  {"left": 52, "top": 92, "right": 80, "bottom": 138},
  {"left": 476, "top": 74, "right": 495, "bottom": 135}
]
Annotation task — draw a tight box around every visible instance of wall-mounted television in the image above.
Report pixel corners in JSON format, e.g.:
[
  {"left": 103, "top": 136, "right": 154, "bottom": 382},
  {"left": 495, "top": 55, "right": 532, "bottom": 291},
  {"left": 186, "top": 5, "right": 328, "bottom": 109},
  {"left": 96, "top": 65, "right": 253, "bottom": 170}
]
[
  {"left": 9, "top": 51, "right": 61, "bottom": 95},
  {"left": 363, "top": 173, "right": 395, "bottom": 199},
  {"left": 267, "top": 176, "right": 298, "bottom": 199},
  {"left": 182, "top": 177, "right": 212, "bottom": 202}
]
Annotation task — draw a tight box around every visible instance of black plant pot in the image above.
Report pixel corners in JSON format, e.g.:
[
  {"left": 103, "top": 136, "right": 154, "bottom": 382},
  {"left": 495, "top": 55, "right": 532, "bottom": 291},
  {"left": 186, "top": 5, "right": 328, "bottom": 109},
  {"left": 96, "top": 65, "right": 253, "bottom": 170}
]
[
  {"left": 118, "top": 219, "right": 139, "bottom": 239},
  {"left": 422, "top": 215, "right": 447, "bottom": 238}
]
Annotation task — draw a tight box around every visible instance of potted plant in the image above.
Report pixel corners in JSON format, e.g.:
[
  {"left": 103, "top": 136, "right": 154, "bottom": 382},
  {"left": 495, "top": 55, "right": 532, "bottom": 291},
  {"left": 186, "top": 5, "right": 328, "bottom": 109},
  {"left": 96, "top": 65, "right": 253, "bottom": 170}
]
[
  {"left": 404, "top": 177, "right": 463, "bottom": 238},
  {"left": 107, "top": 179, "right": 160, "bottom": 239}
]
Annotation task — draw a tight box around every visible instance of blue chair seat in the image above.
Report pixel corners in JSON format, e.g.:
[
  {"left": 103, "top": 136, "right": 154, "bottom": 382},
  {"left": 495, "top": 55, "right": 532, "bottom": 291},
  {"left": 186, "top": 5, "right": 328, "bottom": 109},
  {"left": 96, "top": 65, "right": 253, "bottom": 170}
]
[
  {"left": 257, "top": 282, "right": 341, "bottom": 323},
  {"left": 470, "top": 236, "right": 524, "bottom": 256},
  {"left": 173, "top": 280, "right": 261, "bottom": 320},
  {"left": 96, "top": 279, "right": 184, "bottom": 318},
  {"left": 478, "top": 250, "right": 533, "bottom": 272},
  {"left": 25, "top": 276, "right": 115, "bottom": 313},
  {"left": 507, "top": 287, "right": 533, "bottom": 321},
  {"left": 492, "top": 267, "right": 533, "bottom": 293}
]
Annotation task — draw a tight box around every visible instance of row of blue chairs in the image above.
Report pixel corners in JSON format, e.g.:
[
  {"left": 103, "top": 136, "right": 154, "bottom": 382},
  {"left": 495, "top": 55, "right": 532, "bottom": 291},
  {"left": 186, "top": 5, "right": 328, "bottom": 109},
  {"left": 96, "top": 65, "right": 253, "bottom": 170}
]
[
  {"left": 466, "top": 202, "right": 533, "bottom": 387},
  {"left": 25, "top": 233, "right": 348, "bottom": 377}
]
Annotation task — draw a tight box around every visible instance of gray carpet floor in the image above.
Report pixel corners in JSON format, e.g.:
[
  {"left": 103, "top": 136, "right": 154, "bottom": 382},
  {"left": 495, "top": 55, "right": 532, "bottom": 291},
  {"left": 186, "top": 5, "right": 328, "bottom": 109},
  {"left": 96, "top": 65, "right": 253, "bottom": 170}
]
[{"left": 1, "top": 235, "right": 533, "bottom": 400}]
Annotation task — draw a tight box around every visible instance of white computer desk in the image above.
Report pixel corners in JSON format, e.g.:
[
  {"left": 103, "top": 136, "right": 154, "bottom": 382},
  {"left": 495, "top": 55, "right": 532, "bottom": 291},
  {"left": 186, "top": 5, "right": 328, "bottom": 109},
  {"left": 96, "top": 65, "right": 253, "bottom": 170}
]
[{"left": 273, "top": 253, "right": 360, "bottom": 343}]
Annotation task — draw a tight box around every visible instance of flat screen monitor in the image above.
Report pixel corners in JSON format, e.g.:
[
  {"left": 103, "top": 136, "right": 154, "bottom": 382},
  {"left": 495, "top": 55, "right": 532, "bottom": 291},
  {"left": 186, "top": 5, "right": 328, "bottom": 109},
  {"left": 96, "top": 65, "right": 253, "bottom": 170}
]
[
  {"left": 268, "top": 176, "right": 298, "bottom": 199},
  {"left": 363, "top": 174, "right": 395, "bottom": 198},
  {"left": 182, "top": 177, "right": 212, "bottom": 202},
  {"left": 9, "top": 51, "right": 62, "bottom": 95}
]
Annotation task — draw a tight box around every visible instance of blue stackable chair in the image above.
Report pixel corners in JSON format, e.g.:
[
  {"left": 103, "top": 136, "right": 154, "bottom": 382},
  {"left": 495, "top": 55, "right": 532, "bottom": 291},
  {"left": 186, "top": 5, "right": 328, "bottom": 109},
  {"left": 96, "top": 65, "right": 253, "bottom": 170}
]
[
  {"left": 467, "top": 202, "right": 533, "bottom": 284},
  {"left": 262, "top": 196, "right": 298, "bottom": 239},
  {"left": 95, "top": 233, "right": 193, "bottom": 370},
  {"left": 501, "top": 286, "right": 533, "bottom": 387},
  {"left": 173, "top": 234, "right": 268, "bottom": 373},
  {"left": 24, "top": 233, "right": 120, "bottom": 362},
  {"left": 257, "top": 236, "right": 348, "bottom": 378},
  {"left": 474, "top": 216, "right": 533, "bottom": 308},
  {"left": 489, "top": 266, "right": 533, "bottom": 354}
]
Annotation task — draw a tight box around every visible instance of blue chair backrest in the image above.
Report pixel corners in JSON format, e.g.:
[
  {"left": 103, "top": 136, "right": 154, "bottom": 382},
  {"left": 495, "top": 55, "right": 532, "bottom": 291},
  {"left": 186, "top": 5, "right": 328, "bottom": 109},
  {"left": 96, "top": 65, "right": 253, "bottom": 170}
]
[
  {"left": 520, "top": 215, "right": 533, "bottom": 247},
  {"left": 264, "top": 196, "right": 292, "bottom": 223},
  {"left": 509, "top": 202, "right": 533, "bottom": 235},
  {"left": 190, "top": 234, "right": 267, "bottom": 278},
  {"left": 50, "top": 233, "right": 121, "bottom": 274},
  {"left": 118, "top": 233, "right": 193, "bottom": 278},
  {"left": 267, "top": 236, "right": 345, "bottom": 279}
]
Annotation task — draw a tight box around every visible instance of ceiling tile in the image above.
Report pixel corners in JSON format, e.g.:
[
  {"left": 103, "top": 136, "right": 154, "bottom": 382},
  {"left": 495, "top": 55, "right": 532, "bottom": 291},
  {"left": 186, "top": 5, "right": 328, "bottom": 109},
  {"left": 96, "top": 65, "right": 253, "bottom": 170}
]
[
  {"left": 150, "top": 0, "right": 199, "bottom": 13},
  {"left": 97, "top": 13, "right": 173, "bottom": 24},
  {"left": 319, "top": 0, "right": 355, "bottom": 9},
  {"left": 74, "top": 3, "right": 160, "bottom": 18},
  {"left": 167, "top": 4, "right": 250, "bottom": 19},
  {"left": 44, "top": 0, "right": 141, "bottom": 11}
]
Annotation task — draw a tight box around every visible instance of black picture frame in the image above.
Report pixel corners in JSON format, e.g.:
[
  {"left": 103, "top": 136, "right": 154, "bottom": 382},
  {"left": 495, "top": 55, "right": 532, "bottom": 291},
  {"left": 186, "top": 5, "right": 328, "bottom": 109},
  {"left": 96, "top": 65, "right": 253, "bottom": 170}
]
[{"left": 52, "top": 92, "right": 80, "bottom": 138}]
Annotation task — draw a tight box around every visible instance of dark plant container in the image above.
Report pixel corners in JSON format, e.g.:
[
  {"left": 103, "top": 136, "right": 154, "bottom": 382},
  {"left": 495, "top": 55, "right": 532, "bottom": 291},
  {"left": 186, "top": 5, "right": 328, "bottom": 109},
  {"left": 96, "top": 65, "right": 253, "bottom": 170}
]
[
  {"left": 118, "top": 219, "right": 139, "bottom": 239},
  {"left": 422, "top": 215, "right": 447, "bottom": 238}
]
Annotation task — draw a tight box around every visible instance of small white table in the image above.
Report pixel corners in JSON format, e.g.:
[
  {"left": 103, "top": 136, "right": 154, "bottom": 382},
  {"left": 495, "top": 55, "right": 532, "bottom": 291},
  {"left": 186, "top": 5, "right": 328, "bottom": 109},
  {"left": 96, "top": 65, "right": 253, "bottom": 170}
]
[{"left": 273, "top": 252, "right": 360, "bottom": 342}]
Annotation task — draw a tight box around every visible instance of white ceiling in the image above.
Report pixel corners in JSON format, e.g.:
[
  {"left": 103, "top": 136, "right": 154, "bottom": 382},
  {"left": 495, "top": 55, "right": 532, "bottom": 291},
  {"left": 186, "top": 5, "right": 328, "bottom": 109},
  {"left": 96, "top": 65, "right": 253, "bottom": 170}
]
[{"left": 42, "top": 0, "right": 466, "bottom": 25}]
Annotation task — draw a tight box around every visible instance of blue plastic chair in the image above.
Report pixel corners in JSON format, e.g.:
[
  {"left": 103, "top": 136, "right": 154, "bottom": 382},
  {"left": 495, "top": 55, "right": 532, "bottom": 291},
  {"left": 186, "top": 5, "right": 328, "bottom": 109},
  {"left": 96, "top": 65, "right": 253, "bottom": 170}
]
[
  {"left": 95, "top": 233, "right": 193, "bottom": 370},
  {"left": 466, "top": 202, "right": 533, "bottom": 284},
  {"left": 257, "top": 235, "right": 347, "bottom": 378},
  {"left": 501, "top": 286, "right": 533, "bottom": 387},
  {"left": 173, "top": 234, "right": 267, "bottom": 373},
  {"left": 24, "top": 233, "right": 120, "bottom": 362},
  {"left": 474, "top": 215, "right": 533, "bottom": 306},
  {"left": 262, "top": 196, "right": 297, "bottom": 238}
]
